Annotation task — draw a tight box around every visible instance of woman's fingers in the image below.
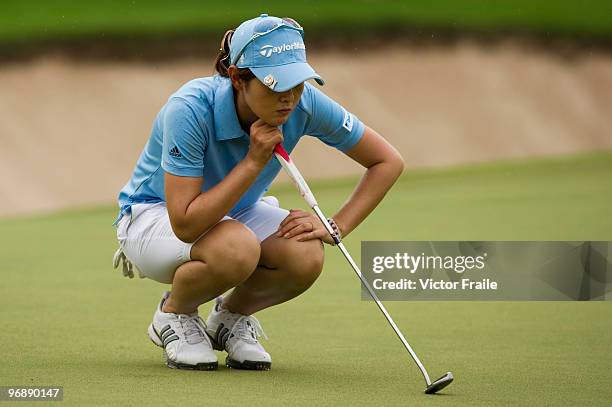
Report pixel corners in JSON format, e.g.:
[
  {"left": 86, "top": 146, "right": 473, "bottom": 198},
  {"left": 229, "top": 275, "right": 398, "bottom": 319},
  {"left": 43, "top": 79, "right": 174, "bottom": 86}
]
[
  {"left": 278, "top": 216, "right": 309, "bottom": 233},
  {"left": 295, "top": 227, "right": 334, "bottom": 244},
  {"left": 278, "top": 219, "right": 312, "bottom": 238},
  {"left": 247, "top": 120, "right": 284, "bottom": 165},
  {"left": 281, "top": 221, "right": 317, "bottom": 239},
  {"left": 280, "top": 208, "right": 309, "bottom": 224},
  {"left": 276, "top": 209, "right": 335, "bottom": 244},
  {"left": 277, "top": 209, "right": 310, "bottom": 234},
  {"left": 296, "top": 230, "right": 323, "bottom": 242},
  {"left": 276, "top": 213, "right": 334, "bottom": 244}
]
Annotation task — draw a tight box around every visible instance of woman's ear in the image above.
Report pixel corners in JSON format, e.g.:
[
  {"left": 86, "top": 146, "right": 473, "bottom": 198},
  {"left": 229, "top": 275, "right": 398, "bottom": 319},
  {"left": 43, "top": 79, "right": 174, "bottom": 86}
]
[{"left": 227, "top": 65, "right": 242, "bottom": 91}]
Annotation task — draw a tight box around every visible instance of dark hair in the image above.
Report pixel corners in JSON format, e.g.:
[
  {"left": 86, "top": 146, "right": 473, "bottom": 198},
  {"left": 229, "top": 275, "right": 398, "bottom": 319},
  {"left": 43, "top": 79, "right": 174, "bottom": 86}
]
[{"left": 214, "top": 29, "right": 256, "bottom": 81}]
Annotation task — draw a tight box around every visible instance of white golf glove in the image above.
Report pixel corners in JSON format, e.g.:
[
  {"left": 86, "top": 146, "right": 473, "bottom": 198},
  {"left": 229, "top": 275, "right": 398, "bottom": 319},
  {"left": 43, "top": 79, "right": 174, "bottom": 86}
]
[{"left": 113, "top": 247, "right": 144, "bottom": 279}]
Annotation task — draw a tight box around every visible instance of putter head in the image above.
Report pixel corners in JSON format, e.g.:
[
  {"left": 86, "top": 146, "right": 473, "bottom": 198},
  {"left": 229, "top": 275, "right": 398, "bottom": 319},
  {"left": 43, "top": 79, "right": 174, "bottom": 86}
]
[{"left": 424, "top": 372, "right": 454, "bottom": 394}]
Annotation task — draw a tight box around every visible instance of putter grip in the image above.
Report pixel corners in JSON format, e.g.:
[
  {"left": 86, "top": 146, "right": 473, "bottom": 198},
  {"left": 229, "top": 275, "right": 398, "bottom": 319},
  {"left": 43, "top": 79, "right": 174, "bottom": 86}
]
[
  {"left": 273, "top": 144, "right": 291, "bottom": 162},
  {"left": 274, "top": 144, "right": 318, "bottom": 208}
]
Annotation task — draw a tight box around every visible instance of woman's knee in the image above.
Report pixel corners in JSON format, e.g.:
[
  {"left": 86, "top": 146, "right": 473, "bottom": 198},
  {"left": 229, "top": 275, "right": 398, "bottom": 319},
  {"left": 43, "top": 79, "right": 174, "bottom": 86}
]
[
  {"left": 276, "top": 238, "right": 325, "bottom": 287},
  {"left": 190, "top": 220, "right": 260, "bottom": 284}
]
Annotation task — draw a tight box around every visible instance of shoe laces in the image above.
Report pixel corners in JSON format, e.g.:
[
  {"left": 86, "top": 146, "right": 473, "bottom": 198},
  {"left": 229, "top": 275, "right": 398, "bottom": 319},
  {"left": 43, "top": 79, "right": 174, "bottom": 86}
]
[
  {"left": 232, "top": 315, "right": 268, "bottom": 344},
  {"left": 177, "top": 314, "right": 208, "bottom": 345}
]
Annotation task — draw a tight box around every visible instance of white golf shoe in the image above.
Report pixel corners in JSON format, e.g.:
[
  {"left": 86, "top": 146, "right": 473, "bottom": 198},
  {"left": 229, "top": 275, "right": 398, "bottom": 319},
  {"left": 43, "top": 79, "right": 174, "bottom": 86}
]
[
  {"left": 205, "top": 297, "right": 271, "bottom": 370},
  {"left": 147, "top": 291, "right": 218, "bottom": 370}
]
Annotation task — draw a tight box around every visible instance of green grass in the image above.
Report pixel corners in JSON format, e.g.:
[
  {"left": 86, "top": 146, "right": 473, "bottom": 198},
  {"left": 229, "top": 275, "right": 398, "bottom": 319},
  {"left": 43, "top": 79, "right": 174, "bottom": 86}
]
[
  {"left": 1, "top": 151, "right": 611, "bottom": 406},
  {"left": 1, "top": 0, "right": 612, "bottom": 47}
]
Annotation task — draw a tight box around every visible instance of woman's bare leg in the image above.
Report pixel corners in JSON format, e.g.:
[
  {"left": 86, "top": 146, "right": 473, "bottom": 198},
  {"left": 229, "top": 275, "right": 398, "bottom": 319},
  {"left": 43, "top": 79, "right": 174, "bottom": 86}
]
[
  {"left": 222, "top": 235, "right": 324, "bottom": 315},
  {"left": 162, "top": 220, "right": 260, "bottom": 314}
]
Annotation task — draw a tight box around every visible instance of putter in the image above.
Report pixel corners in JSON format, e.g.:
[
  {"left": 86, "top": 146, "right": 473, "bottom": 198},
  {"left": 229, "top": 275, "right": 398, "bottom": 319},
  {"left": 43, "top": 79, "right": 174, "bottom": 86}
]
[{"left": 274, "top": 144, "right": 453, "bottom": 394}]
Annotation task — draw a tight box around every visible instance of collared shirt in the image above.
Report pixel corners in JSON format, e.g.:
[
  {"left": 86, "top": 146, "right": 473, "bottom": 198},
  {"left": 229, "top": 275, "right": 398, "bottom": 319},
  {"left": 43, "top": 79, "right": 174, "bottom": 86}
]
[{"left": 115, "top": 75, "right": 365, "bottom": 224}]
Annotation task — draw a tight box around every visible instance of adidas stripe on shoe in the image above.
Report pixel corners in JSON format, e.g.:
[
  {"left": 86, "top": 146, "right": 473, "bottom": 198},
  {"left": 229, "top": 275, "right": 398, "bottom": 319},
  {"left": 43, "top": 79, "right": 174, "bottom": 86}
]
[{"left": 148, "top": 291, "right": 218, "bottom": 370}]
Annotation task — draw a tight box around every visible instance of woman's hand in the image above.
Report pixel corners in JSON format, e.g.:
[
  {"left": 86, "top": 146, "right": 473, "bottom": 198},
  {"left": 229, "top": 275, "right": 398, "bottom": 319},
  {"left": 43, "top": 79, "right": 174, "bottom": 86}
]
[
  {"left": 276, "top": 209, "right": 334, "bottom": 245},
  {"left": 246, "top": 119, "right": 283, "bottom": 168}
]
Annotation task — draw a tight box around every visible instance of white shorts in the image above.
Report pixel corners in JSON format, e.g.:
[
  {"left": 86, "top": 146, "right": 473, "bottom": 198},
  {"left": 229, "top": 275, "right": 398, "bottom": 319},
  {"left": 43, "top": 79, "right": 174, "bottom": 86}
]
[{"left": 115, "top": 196, "right": 289, "bottom": 284}]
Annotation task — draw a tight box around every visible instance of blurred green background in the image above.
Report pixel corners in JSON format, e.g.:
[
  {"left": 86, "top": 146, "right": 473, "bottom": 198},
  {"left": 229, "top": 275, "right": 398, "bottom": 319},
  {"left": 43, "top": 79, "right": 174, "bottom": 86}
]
[{"left": 2, "top": 0, "right": 612, "bottom": 47}]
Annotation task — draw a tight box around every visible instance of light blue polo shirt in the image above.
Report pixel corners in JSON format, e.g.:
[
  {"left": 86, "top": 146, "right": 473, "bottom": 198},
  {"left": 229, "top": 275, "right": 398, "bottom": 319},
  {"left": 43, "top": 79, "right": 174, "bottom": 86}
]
[{"left": 115, "top": 75, "right": 365, "bottom": 224}]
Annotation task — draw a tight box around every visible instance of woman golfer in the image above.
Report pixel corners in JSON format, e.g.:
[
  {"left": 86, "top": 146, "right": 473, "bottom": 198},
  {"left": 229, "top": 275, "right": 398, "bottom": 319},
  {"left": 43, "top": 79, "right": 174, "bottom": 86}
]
[{"left": 113, "top": 14, "right": 404, "bottom": 371}]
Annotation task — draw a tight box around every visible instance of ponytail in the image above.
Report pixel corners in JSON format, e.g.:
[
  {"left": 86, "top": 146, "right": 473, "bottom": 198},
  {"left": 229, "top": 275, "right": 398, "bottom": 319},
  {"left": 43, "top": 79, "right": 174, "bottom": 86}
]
[
  {"left": 214, "top": 29, "right": 234, "bottom": 77},
  {"left": 213, "top": 29, "right": 256, "bottom": 81}
]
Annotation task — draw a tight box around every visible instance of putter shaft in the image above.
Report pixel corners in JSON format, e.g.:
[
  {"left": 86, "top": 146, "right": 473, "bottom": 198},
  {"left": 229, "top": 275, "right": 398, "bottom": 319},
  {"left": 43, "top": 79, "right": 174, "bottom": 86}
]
[
  {"left": 273, "top": 145, "right": 441, "bottom": 388},
  {"left": 311, "top": 205, "right": 432, "bottom": 385}
]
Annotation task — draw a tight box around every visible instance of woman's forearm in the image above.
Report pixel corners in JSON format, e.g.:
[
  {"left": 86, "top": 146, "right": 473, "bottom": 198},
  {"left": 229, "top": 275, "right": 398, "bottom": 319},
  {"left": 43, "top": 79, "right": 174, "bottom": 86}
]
[
  {"left": 177, "top": 157, "right": 264, "bottom": 242},
  {"left": 170, "top": 121, "right": 284, "bottom": 243},
  {"left": 332, "top": 159, "right": 403, "bottom": 238}
]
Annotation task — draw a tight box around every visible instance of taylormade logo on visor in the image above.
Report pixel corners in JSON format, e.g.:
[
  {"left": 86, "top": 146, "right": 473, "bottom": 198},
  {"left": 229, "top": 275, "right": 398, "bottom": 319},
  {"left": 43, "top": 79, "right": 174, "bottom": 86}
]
[{"left": 259, "top": 42, "right": 305, "bottom": 57}]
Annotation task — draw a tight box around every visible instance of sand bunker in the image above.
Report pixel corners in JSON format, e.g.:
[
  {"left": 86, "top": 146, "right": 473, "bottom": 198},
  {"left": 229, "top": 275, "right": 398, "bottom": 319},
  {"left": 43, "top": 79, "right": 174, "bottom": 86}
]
[{"left": 1, "top": 42, "right": 611, "bottom": 217}]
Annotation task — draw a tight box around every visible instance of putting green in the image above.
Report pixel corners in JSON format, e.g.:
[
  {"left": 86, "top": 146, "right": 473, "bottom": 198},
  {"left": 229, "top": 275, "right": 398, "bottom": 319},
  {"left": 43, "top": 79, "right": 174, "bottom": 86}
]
[{"left": 1, "top": 152, "right": 611, "bottom": 406}]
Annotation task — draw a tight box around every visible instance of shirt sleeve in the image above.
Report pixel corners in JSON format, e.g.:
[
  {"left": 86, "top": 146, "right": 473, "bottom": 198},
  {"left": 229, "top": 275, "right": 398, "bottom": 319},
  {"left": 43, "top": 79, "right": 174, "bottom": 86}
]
[
  {"left": 161, "top": 98, "right": 208, "bottom": 177},
  {"left": 303, "top": 84, "right": 366, "bottom": 152}
]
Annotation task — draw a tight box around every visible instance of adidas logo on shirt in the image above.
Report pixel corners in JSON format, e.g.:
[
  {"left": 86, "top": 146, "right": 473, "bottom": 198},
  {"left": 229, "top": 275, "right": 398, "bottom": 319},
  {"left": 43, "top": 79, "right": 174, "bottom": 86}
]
[{"left": 169, "top": 146, "right": 182, "bottom": 158}]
